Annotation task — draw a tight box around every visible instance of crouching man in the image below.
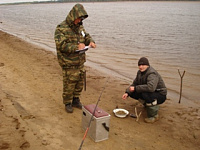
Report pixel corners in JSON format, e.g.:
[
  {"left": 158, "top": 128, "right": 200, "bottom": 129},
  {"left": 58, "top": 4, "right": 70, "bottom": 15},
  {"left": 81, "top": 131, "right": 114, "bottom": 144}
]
[{"left": 122, "top": 57, "right": 167, "bottom": 123}]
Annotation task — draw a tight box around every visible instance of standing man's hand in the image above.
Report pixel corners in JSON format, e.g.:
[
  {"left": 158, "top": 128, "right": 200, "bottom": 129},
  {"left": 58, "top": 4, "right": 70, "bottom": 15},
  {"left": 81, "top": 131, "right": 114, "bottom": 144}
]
[
  {"left": 89, "top": 42, "right": 96, "bottom": 48},
  {"left": 78, "top": 43, "right": 85, "bottom": 50}
]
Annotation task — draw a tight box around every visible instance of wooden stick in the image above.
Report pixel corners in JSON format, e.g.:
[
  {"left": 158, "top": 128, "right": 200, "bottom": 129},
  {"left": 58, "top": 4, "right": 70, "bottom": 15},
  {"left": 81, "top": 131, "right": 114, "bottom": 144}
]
[
  {"left": 135, "top": 107, "right": 142, "bottom": 122},
  {"left": 178, "top": 69, "right": 186, "bottom": 103}
]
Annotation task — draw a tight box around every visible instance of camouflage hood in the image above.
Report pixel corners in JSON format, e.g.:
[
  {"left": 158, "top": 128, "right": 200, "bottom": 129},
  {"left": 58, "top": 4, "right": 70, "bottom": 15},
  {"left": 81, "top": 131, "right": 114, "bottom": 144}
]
[{"left": 66, "top": 4, "right": 88, "bottom": 26}]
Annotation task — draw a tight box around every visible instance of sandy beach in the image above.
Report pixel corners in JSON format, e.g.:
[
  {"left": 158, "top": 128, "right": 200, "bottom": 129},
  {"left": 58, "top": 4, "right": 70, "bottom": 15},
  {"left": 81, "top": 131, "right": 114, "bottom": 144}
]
[{"left": 0, "top": 30, "right": 199, "bottom": 150}]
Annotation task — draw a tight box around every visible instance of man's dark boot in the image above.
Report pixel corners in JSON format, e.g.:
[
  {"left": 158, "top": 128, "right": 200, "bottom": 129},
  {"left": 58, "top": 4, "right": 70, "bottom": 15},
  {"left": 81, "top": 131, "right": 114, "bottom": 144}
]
[
  {"left": 72, "top": 97, "right": 82, "bottom": 109},
  {"left": 65, "top": 103, "right": 73, "bottom": 113}
]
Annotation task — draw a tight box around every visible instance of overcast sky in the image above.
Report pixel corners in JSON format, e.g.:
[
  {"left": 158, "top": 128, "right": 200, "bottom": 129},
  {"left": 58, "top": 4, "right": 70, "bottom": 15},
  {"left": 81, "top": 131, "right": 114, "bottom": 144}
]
[{"left": 0, "top": 0, "right": 51, "bottom": 4}]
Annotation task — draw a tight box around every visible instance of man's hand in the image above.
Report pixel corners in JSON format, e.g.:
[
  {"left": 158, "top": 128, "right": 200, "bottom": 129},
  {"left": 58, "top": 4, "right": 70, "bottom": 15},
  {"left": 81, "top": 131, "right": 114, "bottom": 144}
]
[
  {"left": 78, "top": 43, "right": 85, "bottom": 50},
  {"left": 89, "top": 42, "right": 96, "bottom": 48},
  {"left": 129, "top": 86, "right": 135, "bottom": 92},
  {"left": 122, "top": 93, "right": 128, "bottom": 100}
]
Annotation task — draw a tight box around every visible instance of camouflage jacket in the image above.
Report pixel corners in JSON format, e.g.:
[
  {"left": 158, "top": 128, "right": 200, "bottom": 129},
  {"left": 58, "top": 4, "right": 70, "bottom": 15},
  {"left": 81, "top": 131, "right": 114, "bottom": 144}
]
[{"left": 54, "top": 4, "right": 95, "bottom": 68}]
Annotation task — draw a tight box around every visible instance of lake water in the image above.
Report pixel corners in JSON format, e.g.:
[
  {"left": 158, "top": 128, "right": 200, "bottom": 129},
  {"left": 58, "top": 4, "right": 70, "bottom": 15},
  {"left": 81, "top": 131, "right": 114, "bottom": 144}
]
[{"left": 0, "top": 2, "right": 200, "bottom": 105}]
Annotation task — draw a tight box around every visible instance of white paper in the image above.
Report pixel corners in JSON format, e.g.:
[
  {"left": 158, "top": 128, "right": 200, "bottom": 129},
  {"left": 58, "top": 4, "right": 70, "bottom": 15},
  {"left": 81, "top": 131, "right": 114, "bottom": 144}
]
[{"left": 75, "top": 46, "right": 90, "bottom": 53}]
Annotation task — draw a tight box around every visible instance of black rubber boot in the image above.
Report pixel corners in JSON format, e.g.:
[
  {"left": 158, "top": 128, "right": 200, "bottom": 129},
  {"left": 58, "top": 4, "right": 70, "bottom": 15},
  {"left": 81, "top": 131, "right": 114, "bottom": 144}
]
[
  {"left": 65, "top": 103, "right": 73, "bottom": 113},
  {"left": 72, "top": 97, "right": 82, "bottom": 109}
]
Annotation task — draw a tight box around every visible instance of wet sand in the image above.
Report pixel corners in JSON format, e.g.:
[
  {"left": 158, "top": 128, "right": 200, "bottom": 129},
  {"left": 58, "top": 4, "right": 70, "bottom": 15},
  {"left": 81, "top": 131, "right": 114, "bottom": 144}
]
[{"left": 0, "top": 30, "right": 199, "bottom": 150}]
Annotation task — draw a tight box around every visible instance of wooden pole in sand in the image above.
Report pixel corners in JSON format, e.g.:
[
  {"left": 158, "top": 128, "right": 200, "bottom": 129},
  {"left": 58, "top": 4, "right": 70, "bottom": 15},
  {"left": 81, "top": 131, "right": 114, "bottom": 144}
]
[{"left": 178, "top": 69, "right": 185, "bottom": 104}]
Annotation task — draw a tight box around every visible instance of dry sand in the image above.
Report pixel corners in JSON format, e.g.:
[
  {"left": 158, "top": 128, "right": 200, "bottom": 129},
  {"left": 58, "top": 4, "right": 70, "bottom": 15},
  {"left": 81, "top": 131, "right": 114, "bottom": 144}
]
[{"left": 0, "top": 30, "right": 199, "bottom": 150}]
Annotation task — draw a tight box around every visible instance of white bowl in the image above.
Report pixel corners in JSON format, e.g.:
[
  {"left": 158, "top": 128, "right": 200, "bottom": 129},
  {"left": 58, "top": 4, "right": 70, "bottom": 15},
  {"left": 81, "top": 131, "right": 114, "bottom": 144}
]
[{"left": 113, "top": 108, "right": 129, "bottom": 118}]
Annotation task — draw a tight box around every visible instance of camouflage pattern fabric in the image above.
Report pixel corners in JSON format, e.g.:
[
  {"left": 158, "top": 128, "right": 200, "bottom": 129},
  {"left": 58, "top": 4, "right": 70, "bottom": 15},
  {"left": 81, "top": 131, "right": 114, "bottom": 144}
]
[
  {"left": 62, "top": 67, "right": 85, "bottom": 104},
  {"left": 54, "top": 3, "right": 94, "bottom": 68},
  {"left": 54, "top": 4, "right": 95, "bottom": 104}
]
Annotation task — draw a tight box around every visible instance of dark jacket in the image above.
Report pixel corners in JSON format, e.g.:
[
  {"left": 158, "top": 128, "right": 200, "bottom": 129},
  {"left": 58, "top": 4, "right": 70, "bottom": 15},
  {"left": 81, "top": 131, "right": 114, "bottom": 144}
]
[
  {"left": 127, "top": 66, "right": 167, "bottom": 95},
  {"left": 54, "top": 4, "right": 95, "bottom": 68}
]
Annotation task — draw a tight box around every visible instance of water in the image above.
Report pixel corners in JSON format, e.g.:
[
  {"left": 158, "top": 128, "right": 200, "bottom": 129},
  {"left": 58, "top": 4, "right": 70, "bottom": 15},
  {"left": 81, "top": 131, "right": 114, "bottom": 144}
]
[{"left": 0, "top": 2, "right": 200, "bottom": 105}]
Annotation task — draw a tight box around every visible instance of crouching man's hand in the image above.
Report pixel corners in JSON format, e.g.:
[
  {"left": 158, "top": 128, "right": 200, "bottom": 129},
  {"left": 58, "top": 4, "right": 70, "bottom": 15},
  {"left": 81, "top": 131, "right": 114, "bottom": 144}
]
[
  {"left": 122, "top": 93, "right": 128, "bottom": 100},
  {"left": 129, "top": 86, "right": 135, "bottom": 92}
]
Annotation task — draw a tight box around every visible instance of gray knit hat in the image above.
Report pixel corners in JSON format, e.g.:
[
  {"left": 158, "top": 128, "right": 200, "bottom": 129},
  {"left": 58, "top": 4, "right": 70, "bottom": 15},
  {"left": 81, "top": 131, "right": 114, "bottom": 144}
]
[{"left": 138, "top": 57, "right": 150, "bottom": 66}]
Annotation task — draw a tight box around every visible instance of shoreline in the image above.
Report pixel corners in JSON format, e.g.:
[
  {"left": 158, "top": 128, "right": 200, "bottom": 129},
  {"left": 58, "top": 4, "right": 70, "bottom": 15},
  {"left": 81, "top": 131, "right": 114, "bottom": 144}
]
[
  {"left": 0, "top": 30, "right": 199, "bottom": 150},
  {"left": 1, "top": 28, "right": 198, "bottom": 107},
  {"left": 1, "top": 1, "right": 200, "bottom": 107}
]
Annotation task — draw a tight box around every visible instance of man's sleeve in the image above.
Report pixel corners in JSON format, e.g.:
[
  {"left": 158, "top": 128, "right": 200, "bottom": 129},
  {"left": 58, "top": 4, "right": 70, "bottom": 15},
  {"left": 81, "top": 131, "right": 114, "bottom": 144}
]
[{"left": 82, "top": 28, "right": 95, "bottom": 46}]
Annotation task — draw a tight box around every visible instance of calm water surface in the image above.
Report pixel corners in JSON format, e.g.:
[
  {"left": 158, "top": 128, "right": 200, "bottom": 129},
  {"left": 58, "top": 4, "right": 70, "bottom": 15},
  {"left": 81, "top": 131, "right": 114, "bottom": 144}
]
[{"left": 0, "top": 2, "right": 200, "bottom": 105}]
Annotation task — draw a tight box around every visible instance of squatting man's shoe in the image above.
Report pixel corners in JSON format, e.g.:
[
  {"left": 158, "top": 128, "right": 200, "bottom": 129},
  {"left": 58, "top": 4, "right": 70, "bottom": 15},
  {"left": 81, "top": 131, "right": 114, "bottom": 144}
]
[
  {"left": 144, "top": 114, "right": 159, "bottom": 123},
  {"left": 65, "top": 103, "right": 73, "bottom": 113}
]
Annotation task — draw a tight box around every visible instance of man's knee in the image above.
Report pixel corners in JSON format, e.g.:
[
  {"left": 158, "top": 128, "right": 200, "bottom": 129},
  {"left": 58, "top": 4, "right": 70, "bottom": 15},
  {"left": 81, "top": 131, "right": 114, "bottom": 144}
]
[
  {"left": 138, "top": 99, "right": 145, "bottom": 105},
  {"left": 146, "top": 99, "right": 157, "bottom": 106}
]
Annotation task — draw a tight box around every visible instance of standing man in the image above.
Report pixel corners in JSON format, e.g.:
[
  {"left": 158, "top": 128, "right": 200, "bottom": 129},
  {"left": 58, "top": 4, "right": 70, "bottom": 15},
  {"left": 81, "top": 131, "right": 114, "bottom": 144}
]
[
  {"left": 54, "top": 4, "right": 96, "bottom": 113},
  {"left": 122, "top": 57, "right": 167, "bottom": 123}
]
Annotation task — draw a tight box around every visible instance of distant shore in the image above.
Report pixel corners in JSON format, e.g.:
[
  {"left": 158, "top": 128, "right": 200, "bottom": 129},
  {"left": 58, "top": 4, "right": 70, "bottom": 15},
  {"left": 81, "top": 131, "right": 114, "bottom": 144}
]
[{"left": 1, "top": 0, "right": 200, "bottom": 6}]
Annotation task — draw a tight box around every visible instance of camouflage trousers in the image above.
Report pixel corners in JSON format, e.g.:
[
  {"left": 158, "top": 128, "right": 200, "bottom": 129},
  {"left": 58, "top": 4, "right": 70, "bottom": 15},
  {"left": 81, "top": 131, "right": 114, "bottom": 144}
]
[{"left": 62, "top": 66, "right": 85, "bottom": 105}]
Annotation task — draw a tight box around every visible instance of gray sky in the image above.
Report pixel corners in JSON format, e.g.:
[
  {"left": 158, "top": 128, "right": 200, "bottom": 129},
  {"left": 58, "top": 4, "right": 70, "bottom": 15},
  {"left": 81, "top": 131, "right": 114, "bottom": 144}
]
[{"left": 0, "top": 0, "right": 51, "bottom": 4}]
